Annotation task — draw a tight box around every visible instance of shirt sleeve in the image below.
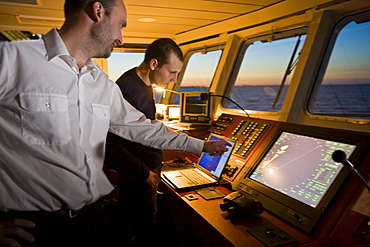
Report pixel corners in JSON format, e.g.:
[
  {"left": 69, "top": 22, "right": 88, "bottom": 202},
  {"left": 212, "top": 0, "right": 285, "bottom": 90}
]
[
  {"left": 0, "top": 43, "right": 11, "bottom": 100},
  {"left": 108, "top": 84, "right": 204, "bottom": 154}
]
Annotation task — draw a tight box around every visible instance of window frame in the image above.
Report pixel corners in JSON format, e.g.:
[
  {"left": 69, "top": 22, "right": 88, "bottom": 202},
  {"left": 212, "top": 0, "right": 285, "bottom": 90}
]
[
  {"left": 224, "top": 28, "right": 308, "bottom": 113},
  {"left": 164, "top": 45, "right": 224, "bottom": 105},
  {"left": 308, "top": 11, "right": 370, "bottom": 120}
]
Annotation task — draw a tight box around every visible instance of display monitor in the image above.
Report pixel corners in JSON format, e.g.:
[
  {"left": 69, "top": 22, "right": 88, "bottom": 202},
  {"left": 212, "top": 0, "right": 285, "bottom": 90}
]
[
  {"left": 166, "top": 105, "right": 180, "bottom": 120},
  {"left": 234, "top": 123, "right": 367, "bottom": 233},
  {"left": 180, "top": 92, "right": 212, "bottom": 125}
]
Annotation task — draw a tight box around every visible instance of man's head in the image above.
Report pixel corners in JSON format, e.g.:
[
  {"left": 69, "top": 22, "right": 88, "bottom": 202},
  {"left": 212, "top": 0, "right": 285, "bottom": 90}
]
[
  {"left": 64, "top": 0, "right": 117, "bottom": 19},
  {"left": 144, "top": 38, "right": 184, "bottom": 67},
  {"left": 62, "top": 0, "right": 127, "bottom": 59},
  {"left": 145, "top": 38, "right": 184, "bottom": 88}
]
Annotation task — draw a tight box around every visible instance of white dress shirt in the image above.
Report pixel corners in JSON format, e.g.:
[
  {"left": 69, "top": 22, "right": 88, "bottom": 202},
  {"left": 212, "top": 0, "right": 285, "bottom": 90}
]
[{"left": 0, "top": 29, "right": 203, "bottom": 212}]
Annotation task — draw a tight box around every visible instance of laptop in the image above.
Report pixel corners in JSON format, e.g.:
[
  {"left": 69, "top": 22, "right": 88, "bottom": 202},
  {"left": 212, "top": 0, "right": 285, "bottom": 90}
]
[{"left": 161, "top": 134, "right": 235, "bottom": 191}]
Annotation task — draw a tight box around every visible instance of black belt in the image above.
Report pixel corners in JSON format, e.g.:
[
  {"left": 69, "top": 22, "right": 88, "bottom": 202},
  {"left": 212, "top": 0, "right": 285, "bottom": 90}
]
[
  {"left": 0, "top": 209, "right": 80, "bottom": 221},
  {"left": 54, "top": 209, "right": 80, "bottom": 218},
  {"left": 52, "top": 197, "right": 118, "bottom": 218},
  {"left": 0, "top": 197, "right": 119, "bottom": 221}
]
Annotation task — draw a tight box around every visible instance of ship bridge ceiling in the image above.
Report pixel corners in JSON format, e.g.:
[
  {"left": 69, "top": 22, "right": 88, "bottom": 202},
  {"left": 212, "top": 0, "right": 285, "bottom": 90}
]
[{"left": 0, "top": 0, "right": 285, "bottom": 45}]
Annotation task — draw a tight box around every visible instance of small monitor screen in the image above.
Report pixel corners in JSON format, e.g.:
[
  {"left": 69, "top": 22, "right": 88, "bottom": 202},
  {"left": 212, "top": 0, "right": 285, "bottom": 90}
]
[
  {"left": 249, "top": 131, "right": 356, "bottom": 208},
  {"left": 184, "top": 96, "right": 207, "bottom": 114},
  {"left": 167, "top": 105, "right": 180, "bottom": 119}
]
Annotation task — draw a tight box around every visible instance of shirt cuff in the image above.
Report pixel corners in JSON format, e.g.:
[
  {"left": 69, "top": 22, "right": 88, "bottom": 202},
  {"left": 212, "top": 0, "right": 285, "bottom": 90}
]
[{"left": 185, "top": 137, "right": 204, "bottom": 154}]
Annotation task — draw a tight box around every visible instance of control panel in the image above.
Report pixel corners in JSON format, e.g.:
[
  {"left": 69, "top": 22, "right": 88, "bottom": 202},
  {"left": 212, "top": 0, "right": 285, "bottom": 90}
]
[
  {"left": 230, "top": 120, "right": 269, "bottom": 159},
  {"left": 208, "top": 114, "right": 278, "bottom": 182}
]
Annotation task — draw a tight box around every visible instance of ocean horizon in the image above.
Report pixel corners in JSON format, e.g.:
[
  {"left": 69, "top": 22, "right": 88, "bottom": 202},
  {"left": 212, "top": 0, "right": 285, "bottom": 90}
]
[{"left": 155, "top": 84, "right": 370, "bottom": 119}]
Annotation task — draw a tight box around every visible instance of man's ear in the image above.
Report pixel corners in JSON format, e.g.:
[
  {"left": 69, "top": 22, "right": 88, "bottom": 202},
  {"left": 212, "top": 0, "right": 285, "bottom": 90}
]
[
  {"left": 149, "top": 59, "right": 158, "bottom": 70},
  {"left": 87, "top": 1, "right": 105, "bottom": 22}
]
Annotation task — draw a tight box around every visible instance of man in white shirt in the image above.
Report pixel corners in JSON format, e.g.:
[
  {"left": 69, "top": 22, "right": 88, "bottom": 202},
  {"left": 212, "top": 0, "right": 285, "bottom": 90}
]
[{"left": 0, "top": 0, "right": 230, "bottom": 246}]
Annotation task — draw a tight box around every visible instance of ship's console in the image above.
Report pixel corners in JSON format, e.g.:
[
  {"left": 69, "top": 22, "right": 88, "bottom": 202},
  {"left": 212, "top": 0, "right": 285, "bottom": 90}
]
[{"left": 161, "top": 113, "right": 370, "bottom": 246}]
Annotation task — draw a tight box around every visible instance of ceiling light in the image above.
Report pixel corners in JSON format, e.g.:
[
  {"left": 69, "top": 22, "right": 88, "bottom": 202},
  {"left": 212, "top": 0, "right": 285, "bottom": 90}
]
[
  {"left": 16, "top": 15, "right": 64, "bottom": 26},
  {"left": 138, "top": 18, "right": 155, "bottom": 23}
]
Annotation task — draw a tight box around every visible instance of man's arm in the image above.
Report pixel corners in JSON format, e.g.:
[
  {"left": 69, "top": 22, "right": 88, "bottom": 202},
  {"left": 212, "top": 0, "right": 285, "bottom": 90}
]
[
  {"left": 109, "top": 84, "right": 232, "bottom": 156},
  {"left": 146, "top": 171, "right": 159, "bottom": 190}
]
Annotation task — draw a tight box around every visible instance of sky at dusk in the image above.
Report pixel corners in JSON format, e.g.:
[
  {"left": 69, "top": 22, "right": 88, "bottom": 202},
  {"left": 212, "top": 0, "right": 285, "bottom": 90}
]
[
  {"left": 108, "top": 21, "right": 369, "bottom": 87},
  {"left": 108, "top": 53, "right": 144, "bottom": 82}
]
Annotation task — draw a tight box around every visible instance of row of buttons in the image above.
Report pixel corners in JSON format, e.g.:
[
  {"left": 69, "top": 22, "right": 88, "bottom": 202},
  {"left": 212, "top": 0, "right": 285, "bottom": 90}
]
[{"left": 232, "top": 121, "right": 268, "bottom": 158}]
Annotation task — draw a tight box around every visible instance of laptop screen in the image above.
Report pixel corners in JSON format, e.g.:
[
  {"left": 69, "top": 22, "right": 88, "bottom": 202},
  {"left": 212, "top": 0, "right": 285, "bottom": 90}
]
[{"left": 197, "top": 134, "right": 235, "bottom": 178}]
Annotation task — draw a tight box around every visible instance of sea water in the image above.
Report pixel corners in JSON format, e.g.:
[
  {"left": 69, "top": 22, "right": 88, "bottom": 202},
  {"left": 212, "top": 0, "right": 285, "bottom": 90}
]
[{"left": 155, "top": 84, "right": 370, "bottom": 119}]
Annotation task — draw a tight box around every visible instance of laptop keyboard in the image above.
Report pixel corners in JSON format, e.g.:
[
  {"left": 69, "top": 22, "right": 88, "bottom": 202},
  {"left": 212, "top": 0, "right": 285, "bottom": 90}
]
[{"left": 180, "top": 169, "right": 213, "bottom": 184}]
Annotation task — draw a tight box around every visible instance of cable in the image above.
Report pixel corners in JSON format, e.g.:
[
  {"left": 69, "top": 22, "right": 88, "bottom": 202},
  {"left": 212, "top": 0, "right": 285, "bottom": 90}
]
[
  {"left": 332, "top": 150, "right": 370, "bottom": 193},
  {"left": 200, "top": 93, "right": 250, "bottom": 117}
]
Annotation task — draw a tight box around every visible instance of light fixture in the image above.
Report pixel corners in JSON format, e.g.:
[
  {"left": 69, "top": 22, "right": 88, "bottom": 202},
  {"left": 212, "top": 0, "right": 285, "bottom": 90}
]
[
  {"left": 153, "top": 86, "right": 180, "bottom": 98},
  {"left": 138, "top": 17, "right": 156, "bottom": 23},
  {"left": 16, "top": 15, "right": 64, "bottom": 26}
]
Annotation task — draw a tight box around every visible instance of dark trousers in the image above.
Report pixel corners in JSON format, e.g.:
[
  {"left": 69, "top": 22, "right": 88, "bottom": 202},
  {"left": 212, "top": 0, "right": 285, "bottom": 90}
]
[
  {"left": 0, "top": 200, "right": 134, "bottom": 247},
  {"left": 117, "top": 166, "right": 161, "bottom": 243}
]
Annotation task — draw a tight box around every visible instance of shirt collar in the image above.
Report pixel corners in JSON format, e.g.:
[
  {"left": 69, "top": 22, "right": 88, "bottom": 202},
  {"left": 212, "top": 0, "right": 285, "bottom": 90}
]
[
  {"left": 83, "top": 59, "right": 100, "bottom": 79},
  {"left": 42, "top": 28, "right": 70, "bottom": 61},
  {"left": 134, "top": 67, "right": 152, "bottom": 87},
  {"left": 42, "top": 28, "right": 99, "bottom": 79}
]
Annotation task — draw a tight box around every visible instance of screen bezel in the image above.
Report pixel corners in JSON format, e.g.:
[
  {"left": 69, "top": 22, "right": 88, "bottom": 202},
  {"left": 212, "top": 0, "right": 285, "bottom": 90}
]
[
  {"left": 237, "top": 123, "right": 367, "bottom": 233},
  {"left": 181, "top": 92, "right": 210, "bottom": 116},
  {"left": 166, "top": 105, "right": 180, "bottom": 120}
]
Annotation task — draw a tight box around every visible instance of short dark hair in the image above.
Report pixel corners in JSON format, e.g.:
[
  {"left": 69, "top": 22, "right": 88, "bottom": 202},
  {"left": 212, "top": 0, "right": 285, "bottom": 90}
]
[
  {"left": 64, "top": 0, "right": 117, "bottom": 19},
  {"left": 144, "top": 38, "right": 184, "bottom": 67}
]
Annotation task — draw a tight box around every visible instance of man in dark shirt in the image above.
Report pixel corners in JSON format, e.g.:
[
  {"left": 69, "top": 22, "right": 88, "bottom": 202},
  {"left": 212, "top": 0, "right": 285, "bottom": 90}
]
[{"left": 104, "top": 38, "right": 184, "bottom": 243}]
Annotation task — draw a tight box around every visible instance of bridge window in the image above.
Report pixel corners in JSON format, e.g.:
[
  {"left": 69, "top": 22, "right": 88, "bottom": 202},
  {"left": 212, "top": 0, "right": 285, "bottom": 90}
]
[
  {"left": 179, "top": 49, "right": 222, "bottom": 91},
  {"left": 168, "top": 48, "right": 223, "bottom": 104},
  {"left": 108, "top": 51, "right": 172, "bottom": 101},
  {"left": 108, "top": 52, "right": 145, "bottom": 82},
  {"left": 226, "top": 31, "right": 306, "bottom": 112},
  {"left": 309, "top": 12, "right": 370, "bottom": 119},
  {"left": 108, "top": 49, "right": 222, "bottom": 104}
]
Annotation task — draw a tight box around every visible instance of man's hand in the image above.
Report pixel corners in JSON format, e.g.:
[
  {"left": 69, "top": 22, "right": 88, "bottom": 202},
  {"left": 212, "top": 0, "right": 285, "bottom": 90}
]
[
  {"left": 0, "top": 219, "right": 35, "bottom": 247},
  {"left": 203, "top": 140, "right": 232, "bottom": 156},
  {"left": 145, "top": 170, "right": 159, "bottom": 190}
]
